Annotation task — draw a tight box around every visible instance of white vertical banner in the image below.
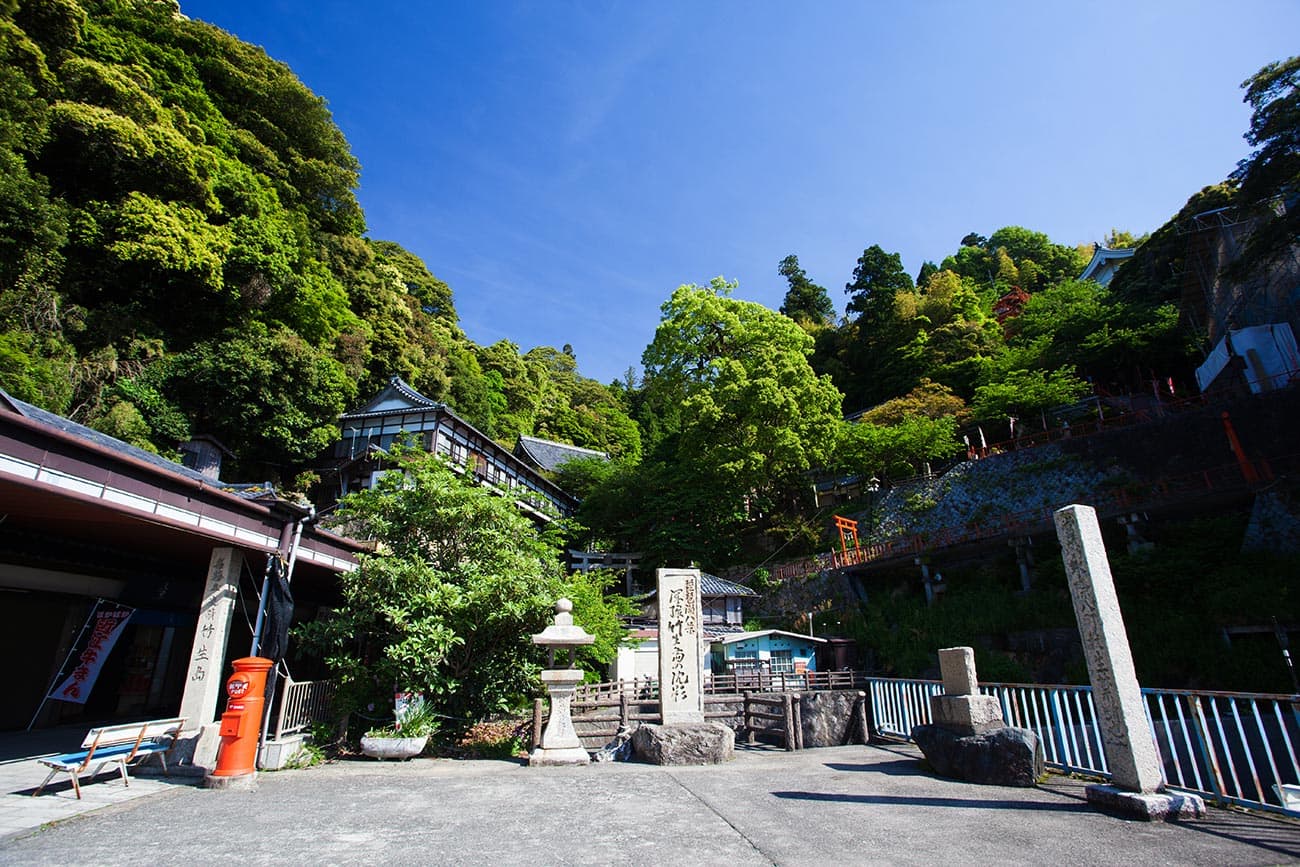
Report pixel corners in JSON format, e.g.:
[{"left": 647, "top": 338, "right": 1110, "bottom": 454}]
[{"left": 49, "top": 601, "right": 135, "bottom": 704}]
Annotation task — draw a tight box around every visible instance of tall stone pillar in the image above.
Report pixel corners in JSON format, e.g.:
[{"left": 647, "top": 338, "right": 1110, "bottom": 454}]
[
  {"left": 1054, "top": 505, "right": 1203, "bottom": 820},
  {"left": 657, "top": 568, "right": 704, "bottom": 724},
  {"left": 177, "top": 547, "right": 243, "bottom": 769}
]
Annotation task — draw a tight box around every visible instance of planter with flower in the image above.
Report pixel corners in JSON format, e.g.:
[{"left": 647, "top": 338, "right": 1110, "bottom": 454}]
[{"left": 360, "top": 697, "right": 438, "bottom": 760}]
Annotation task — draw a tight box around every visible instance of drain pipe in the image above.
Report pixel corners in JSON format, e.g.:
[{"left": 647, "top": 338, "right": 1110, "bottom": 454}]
[{"left": 252, "top": 505, "right": 313, "bottom": 767}]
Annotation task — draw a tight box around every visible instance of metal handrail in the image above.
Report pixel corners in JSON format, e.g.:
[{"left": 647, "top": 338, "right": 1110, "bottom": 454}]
[
  {"left": 866, "top": 676, "right": 1300, "bottom": 815},
  {"left": 272, "top": 677, "right": 338, "bottom": 740}
]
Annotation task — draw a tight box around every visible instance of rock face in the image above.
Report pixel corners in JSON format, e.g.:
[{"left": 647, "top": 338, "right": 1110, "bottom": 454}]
[
  {"left": 911, "top": 724, "right": 1043, "bottom": 787},
  {"left": 632, "top": 723, "right": 734, "bottom": 765},
  {"left": 799, "top": 691, "right": 865, "bottom": 747}
]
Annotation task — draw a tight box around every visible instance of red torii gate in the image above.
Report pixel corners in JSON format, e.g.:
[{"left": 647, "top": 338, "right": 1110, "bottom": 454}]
[{"left": 833, "top": 515, "right": 861, "bottom": 563}]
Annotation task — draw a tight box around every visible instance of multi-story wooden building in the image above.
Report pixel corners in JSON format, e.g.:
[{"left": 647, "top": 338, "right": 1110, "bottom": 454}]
[{"left": 321, "top": 376, "right": 580, "bottom": 522}]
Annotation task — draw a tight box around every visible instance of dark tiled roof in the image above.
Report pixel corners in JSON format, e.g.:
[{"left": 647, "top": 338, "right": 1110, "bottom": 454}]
[
  {"left": 5, "top": 392, "right": 216, "bottom": 486},
  {"left": 340, "top": 375, "right": 443, "bottom": 420},
  {"left": 640, "top": 572, "right": 759, "bottom": 600},
  {"left": 387, "top": 375, "right": 441, "bottom": 408},
  {"left": 700, "top": 572, "right": 758, "bottom": 597},
  {"left": 514, "top": 435, "right": 607, "bottom": 472}
]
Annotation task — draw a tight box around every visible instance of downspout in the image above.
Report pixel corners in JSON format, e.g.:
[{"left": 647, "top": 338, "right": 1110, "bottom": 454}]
[{"left": 253, "top": 505, "right": 313, "bottom": 766}]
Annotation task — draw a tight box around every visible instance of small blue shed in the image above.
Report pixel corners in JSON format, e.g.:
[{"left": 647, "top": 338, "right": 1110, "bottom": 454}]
[{"left": 710, "top": 630, "right": 826, "bottom": 675}]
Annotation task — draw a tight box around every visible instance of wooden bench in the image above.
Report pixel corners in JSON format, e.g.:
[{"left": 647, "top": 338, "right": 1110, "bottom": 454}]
[{"left": 33, "top": 717, "right": 186, "bottom": 799}]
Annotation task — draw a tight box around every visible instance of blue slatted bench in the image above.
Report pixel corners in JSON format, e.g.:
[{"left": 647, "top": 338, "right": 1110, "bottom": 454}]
[{"left": 33, "top": 717, "right": 186, "bottom": 799}]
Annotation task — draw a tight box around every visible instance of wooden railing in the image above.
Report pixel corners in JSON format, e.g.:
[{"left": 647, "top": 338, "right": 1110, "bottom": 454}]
[
  {"left": 704, "top": 669, "right": 867, "bottom": 694},
  {"left": 573, "top": 670, "right": 867, "bottom": 703},
  {"left": 531, "top": 690, "right": 807, "bottom": 752}
]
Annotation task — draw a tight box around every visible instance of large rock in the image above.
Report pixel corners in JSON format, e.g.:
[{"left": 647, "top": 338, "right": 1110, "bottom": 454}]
[
  {"left": 632, "top": 723, "right": 734, "bottom": 765},
  {"left": 799, "top": 691, "right": 866, "bottom": 747},
  {"left": 912, "top": 724, "right": 1043, "bottom": 787}
]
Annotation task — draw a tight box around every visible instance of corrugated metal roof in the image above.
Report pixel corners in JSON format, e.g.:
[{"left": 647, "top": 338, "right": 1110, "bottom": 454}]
[{"left": 714, "top": 629, "right": 827, "bottom": 645}]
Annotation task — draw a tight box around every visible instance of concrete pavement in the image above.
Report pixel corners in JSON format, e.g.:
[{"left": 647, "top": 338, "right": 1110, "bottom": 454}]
[
  {"left": 2, "top": 742, "right": 1299, "bottom": 865},
  {"left": 0, "top": 726, "right": 197, "bottom": 841}
]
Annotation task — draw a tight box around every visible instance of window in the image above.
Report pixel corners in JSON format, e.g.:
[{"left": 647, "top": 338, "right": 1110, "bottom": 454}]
[
  {"left": 731, "top": 650, "right": 759, "bottom": 672},
  {"left": 770, "top": 650, "right": 794, "bottom": 674}
]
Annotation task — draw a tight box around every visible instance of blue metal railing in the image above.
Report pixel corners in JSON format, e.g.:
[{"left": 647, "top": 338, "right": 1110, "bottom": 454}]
[{"left": 866, "top": 677, "right": 1300, "bottom": 815}]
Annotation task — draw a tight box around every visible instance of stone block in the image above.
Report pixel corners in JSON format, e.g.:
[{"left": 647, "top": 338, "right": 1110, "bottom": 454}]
[
  {"left": 141, "top": 725, "right": 220, "bottom": 778},
  {"left": 798, "top": 691, "right": 867, "bottom": 747},
  {"left": 258, "top": 734, "right": 307, "bottom": 771},
  {"left": 912, "top": 724, "right": 1043, "bottom": 787},
  {"left": 632, "top": 723, "right": 734, "bottom": 765},
  {"left": 930, "top": 694, "right": 1004, "bottom": 735},
  {"left": 1085, "top": 784, "right": 1206, "bottom": 821},
  {"left": 938, "top": 646, "right": 978, "bottom": 695}
]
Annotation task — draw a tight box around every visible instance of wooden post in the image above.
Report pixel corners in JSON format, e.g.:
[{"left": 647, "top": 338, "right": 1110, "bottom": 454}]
[
  {"left": 744, "top": 692, "right": 756, "bottom": 745},
  {"left": 792, "top": 694, "right": 804, "bottom": 750},
  {"left": 856, "top": 690, "right": 870, "bottom": 744},
  {"left": 531, "top": 698, "right": 544, "bottom": 751},
  {"left": 619, "top": 690, "right": 629, "bottom": 730},
  {"left": 782, "top": 693, "right": 795, "bottom": 751}
]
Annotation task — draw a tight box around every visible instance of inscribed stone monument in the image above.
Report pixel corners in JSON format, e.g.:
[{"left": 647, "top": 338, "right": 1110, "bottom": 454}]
[
  {"left": 657, "top": 568, "right": 705, "bottom": 725},
  {"left": 1055, "top": 504, "right": 1205, "bottom": 820},
  {"left": 177, "top": 547, "right": 242, "bottom": 769}
]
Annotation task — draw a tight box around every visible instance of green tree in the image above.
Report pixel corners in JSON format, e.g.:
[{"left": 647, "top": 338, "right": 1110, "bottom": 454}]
[
  {"left": 777, "top": 254, "right": 835, "bottom": 326},
  {"left": 970, "top": 368, "right": 1088, "bottom": 425},
  {"left": 845, "top": 244, "right": 913, "bottom": 322},
  {"left": 636, "top": 278, "right": 843, "bottom": 566},
  {"left": 165, "top": 321, "right": 355, "bottom": 473},
  {"left": 295, "top": 446, "right": 633, "bottom": 735},
  {"left": 836, "top": 414, "right": 963, "bottom": 480},
  {"left": 1231, "top": 55, "right": 1300, "bottom": 275}
]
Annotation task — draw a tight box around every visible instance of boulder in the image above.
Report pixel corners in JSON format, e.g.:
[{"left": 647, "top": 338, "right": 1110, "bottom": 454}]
[
  {"left": 911, "top": 724, "right": 1043, "bottom": 787},
  {"left": 592, "top": 726, "right": 634, "bottom": 763},
  {"left": 798, "top": 691, "right": 865, "bottom": 747},
  {"left": 632, "top": 723, "right": 734, "bottom": 765}
]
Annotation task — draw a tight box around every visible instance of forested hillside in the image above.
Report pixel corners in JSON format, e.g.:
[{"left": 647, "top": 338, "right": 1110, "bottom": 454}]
[
  {"left": 0, "top": 0, "right": 639, "bottom": 481},
  {"left": 1, "top": 1, "right": 1294, "bottom": 575}
]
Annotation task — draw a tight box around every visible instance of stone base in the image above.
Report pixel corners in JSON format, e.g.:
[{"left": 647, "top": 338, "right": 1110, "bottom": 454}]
[
  {"left": 259, "top": 734, "right": 307, "bottom": 770},
  {"left": 134, "top": 726, "right": 217, "bottom": 779},
  {"left": 202, "top": 772, "right": 257, "bottom": 791},
  {"left": 632, "top": 723, "right": 734, "bottom": 765},
  {"left": 529, "top": 746, "right": 591, "bottom": 766},
  {"left": 912, "top": 724, "right": 1043, "bottom": 787},
  {"left": 930, "top": 694, "right": 1004, "bottom": 735},
  {"left": 1085, "top": 784, "right": 1206, "bottom": 821}
]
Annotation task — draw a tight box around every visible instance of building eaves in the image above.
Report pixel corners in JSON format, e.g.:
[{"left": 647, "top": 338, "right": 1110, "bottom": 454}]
[
  {"left": 7, "top": 392, "right": 216, "bottom": 487},
  {"left": 515, "top": 435, "right": 608, "bottom": 472},
  {"left": 699, "top": 572, "right": 759, "bottom": 597}
]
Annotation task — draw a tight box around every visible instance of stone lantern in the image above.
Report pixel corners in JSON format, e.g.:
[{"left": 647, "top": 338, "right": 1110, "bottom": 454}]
[{"left": 529, "top": 598, "right": 594, "bottom": 766}]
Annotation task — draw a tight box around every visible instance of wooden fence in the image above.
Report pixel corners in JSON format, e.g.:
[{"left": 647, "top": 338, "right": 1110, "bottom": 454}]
[
  {"left": 572, "top": 670, "right": 867, "bottom": 703},
  {"left": 533, "top": 690, "right": 811, "bottom": 752}
]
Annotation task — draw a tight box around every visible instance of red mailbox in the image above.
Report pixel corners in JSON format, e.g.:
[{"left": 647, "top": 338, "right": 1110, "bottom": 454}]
[{"left": 211, "top": 656, "right": 273, "bottom": 778}]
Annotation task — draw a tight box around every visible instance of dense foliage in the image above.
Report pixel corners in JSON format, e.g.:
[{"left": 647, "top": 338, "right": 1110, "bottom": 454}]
[
  {"left": 294, "top": 446, "right": 635, "bottom": 737},
  {"left": 0, "top": 0, "right": 636, "bottom": 479},
  {"left": 2, "top": 3, "right": 1296, "bottom": 669}
]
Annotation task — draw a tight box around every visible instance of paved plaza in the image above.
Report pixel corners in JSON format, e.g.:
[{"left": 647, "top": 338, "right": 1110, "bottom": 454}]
[{"left": 3, "top": 741, "right": 1299, "bottom": 865}]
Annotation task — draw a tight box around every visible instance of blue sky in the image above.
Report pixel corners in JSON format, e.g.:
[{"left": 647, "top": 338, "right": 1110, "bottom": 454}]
[{"left": 182, "top": 1, "right": 1300, "bottom": 385}]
